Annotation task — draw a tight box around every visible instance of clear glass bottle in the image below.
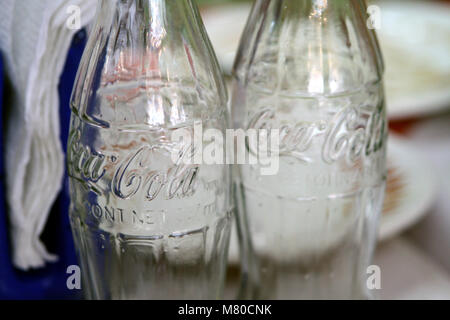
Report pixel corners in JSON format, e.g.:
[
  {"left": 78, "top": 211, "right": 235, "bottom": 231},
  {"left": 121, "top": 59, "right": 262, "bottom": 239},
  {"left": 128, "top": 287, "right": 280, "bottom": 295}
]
[
  {"left": 67, "top": 0, "right": 231, "bottom": 299},
  {"left": 231, "top": 0, "right": 387, "bottom": 299}
]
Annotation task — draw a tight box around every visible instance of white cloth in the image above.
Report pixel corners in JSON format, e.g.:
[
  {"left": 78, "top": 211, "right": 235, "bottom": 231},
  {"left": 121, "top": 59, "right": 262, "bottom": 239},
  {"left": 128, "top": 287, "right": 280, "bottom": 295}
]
[{"left": 0, "top": 0, "right": 96, "bottom": 270}]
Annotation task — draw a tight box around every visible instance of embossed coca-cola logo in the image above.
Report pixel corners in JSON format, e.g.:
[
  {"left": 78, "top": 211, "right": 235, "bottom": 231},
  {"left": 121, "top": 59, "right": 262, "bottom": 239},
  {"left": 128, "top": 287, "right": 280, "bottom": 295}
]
[
  {"left": 67, "top": 129, "right": 199, "bottom": 201},
  {"left": 247, "top": 105, "right": 386, "bottom": 165},
  {"left": 112, "top": 144, "right": 198, "bottom": 201},
  {"left": 67, "top": 129, "right": 107, "bottom": 183}
]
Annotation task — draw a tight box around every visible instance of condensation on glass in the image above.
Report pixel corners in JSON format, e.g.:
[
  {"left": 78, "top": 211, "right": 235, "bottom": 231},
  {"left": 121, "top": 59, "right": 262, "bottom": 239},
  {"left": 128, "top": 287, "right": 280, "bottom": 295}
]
[
  {"left": 67, "top": 0, "right": 231, "bottom": 299},
  {"left": 231, "top": 0, "right": 387, "bottom": 299}
]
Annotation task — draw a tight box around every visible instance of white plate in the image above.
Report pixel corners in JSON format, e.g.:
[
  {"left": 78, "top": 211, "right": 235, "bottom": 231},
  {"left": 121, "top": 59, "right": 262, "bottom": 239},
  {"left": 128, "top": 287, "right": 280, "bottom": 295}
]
[
  {"left": 202, "top": 1, "right": 450, "bottom": 120},
  {"left": 202, "top": 4, "right": 249, "bottom": 73},
  {"left": 376, "top": 1, "right": 450, "bottom": 120},
  {"left": 227, "top": 135, "right": 438, "bottom": 263},
  {"left": 380, "top": 135, "right": 437, "bottom": 241}
]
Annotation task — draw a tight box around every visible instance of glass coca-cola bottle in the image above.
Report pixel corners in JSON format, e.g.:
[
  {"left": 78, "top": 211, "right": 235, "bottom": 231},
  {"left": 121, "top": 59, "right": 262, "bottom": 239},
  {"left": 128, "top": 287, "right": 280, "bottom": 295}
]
[
  {"left": 231, "top": 0, "right": 387, "bottom": 299},
  {"left": 67, "top": 0, "right": 231, "bottom": 299}
]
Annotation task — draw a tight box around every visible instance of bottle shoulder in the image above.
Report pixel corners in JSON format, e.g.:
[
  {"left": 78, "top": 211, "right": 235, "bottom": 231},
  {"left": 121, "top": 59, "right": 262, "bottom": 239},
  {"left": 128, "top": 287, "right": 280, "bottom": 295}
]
[
  {"left": 70, "top": 0, "right": 227, "bottom": 129},
  {"left": 232, "top": 0, "right": 384, "bottom": 96}
]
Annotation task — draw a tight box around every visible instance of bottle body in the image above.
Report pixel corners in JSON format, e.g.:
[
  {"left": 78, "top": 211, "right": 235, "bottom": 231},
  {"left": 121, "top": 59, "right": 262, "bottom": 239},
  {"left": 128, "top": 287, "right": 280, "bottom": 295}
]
[
  {"left": 68, "top": 118, "right": 231, "bottom": 299},
  {"left": 231, "top": 0, "right": 387, "bottom": 299},
  {"left": 67, "top": 0, "right": 231, "bottom": 299}
]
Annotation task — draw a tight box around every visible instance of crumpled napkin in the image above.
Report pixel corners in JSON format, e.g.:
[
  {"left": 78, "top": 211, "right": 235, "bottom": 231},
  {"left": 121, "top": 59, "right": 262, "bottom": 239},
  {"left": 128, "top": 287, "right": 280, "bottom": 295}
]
[{"left": 0, "top": 0, "right": 96, "bottom": 270}]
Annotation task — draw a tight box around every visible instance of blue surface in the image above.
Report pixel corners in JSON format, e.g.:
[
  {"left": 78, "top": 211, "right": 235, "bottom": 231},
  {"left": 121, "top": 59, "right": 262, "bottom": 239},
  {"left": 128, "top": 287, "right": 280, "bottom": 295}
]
[
  {"left": 0, "top": 53, "right": 3, "bottom": 179},
  {"left": 0, "top": 30, "right": 87, "bottom": 299}
]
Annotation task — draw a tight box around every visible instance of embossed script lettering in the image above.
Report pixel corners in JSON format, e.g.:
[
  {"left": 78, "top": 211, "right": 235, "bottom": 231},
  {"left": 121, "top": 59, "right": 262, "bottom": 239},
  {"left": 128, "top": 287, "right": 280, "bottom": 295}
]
[
  {"left": 67, "top": 129, "right": 106, "bottom": 182},
  {"left": 111, "top": 144, "right": 199, "bottom": 201},
  {"left": 68, "top": 129, "right": 199, "bottom": 201},
  {"left": 248, "top": 106, "right": 386, "bottom": 165}
]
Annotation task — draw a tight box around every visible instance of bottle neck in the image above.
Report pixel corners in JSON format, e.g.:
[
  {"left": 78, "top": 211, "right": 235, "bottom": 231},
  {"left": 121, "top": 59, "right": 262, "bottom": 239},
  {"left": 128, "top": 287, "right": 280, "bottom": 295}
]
[
  {"left": 98, "top": 0, "right": 193, "bottom": 14},
  {"left": 72, "top": 0, "right": 227, "bottom": 127},
  {"left": 235, "top": 0, "right": 383, "bottom": 94},
  {"left": 95, "top": 0, "right": 197, "bottom": 47},
  {"left": 92, "top": 0, "right": 203, "bottom": 79},
  {"left": 257, "top": 0, "right": 366, "bottom": 21}
]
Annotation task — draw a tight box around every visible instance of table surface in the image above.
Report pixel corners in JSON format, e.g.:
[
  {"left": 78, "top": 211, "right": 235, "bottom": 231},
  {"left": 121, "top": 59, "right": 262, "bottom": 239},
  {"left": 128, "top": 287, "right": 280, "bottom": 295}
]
[{"left": 374, "top": 236, "right": 450, "bottom": 299}]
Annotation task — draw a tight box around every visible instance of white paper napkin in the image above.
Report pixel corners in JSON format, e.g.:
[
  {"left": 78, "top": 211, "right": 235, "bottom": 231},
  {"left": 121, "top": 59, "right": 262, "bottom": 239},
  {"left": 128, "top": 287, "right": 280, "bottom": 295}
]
[{"left": 0, "top": 0, "right": 96, "bottom": 270}]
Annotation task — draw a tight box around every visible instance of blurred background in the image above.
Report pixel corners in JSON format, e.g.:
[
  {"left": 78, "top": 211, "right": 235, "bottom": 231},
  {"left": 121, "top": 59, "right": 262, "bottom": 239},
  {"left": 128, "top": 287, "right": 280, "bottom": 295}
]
[{"left": 0, "top": 0, "right": 449, "bottom": 299}]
